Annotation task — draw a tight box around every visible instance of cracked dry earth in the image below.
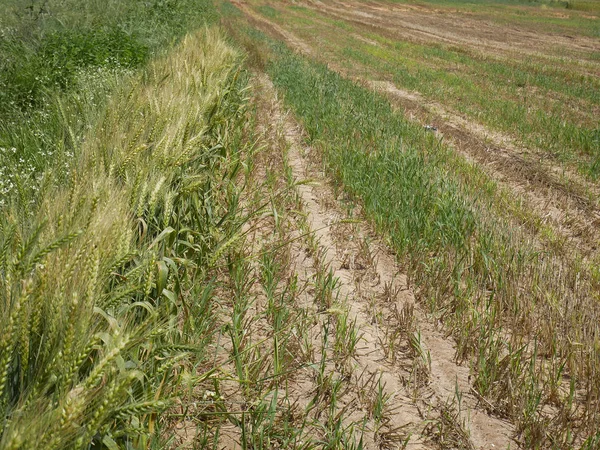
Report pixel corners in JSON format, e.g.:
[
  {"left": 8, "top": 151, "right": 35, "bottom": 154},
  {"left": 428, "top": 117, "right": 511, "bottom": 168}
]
[{"left": 253, "top": 74, "right": 515, "bottom": 449}]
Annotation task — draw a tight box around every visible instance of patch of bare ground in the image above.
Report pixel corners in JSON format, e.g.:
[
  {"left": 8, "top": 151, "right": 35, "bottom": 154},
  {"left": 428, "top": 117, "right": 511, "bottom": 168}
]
[
  {"left": 232, "top": 0, "right": 600, "bottom": 259},
  {"left": 255, "top": 73, "right": 429, "bottom": 449},
  {"left": 170, "top": 70, "right": 433, "bottom": 448},
  {"left": 255, "top": 73, "right": 516, "bottom": 449}
]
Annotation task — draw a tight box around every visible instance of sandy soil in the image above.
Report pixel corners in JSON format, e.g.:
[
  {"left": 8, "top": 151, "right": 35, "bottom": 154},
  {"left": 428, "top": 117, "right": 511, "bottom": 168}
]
[{"left": 253, "top": 72, "right": 516, "bottom": 449}]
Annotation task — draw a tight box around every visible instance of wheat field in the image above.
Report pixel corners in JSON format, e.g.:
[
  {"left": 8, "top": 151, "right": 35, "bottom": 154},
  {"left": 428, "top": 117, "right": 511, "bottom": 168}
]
[{"left": 1, "top": 0, "right": 599, "bottom": 448}]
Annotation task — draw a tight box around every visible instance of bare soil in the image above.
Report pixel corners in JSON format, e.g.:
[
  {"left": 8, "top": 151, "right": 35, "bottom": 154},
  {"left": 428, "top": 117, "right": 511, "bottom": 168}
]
[{"left": 255, "top": 73, "right": 516, "bottom": 449}]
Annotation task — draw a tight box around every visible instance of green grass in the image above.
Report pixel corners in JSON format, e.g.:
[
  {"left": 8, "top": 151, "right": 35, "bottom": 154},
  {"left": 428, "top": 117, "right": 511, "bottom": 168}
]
[
  {"left": 262, "top": 3, "right": 600, "bottom": 177},
  {"left": 257, "top": 4, "right": 280, "bottom": 18}
]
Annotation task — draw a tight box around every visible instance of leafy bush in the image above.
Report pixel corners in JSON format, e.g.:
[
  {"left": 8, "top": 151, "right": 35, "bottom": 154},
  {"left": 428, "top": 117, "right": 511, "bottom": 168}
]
[{"left": 0, "top": 28, "right": 148, "bottom": 111}]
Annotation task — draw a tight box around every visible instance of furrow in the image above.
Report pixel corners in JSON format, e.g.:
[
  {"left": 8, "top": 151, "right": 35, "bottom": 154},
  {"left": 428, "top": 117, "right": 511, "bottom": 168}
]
[{"left": 255, "top": 73, "right": 517, "bottom": 449}]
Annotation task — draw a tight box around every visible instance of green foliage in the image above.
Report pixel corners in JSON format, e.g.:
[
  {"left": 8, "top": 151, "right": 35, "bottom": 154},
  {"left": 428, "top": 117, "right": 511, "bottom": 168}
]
[
  {"left": 0, "top": 0, "right": 217, "bottom": 115},
  {"left": 0, "top": 28, "right": 148, "bottom": 111},
  {"left": 0, "top": 0, "right": 219, "bottom": 204},
  {"left": 0, "top": 28, "right": 251, "bottom": 449}
]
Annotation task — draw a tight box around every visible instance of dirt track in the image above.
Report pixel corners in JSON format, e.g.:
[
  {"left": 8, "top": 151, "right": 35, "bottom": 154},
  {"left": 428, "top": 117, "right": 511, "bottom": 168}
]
[{"left": 256, "top": 73, "right": 515, "bottom": 449}]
